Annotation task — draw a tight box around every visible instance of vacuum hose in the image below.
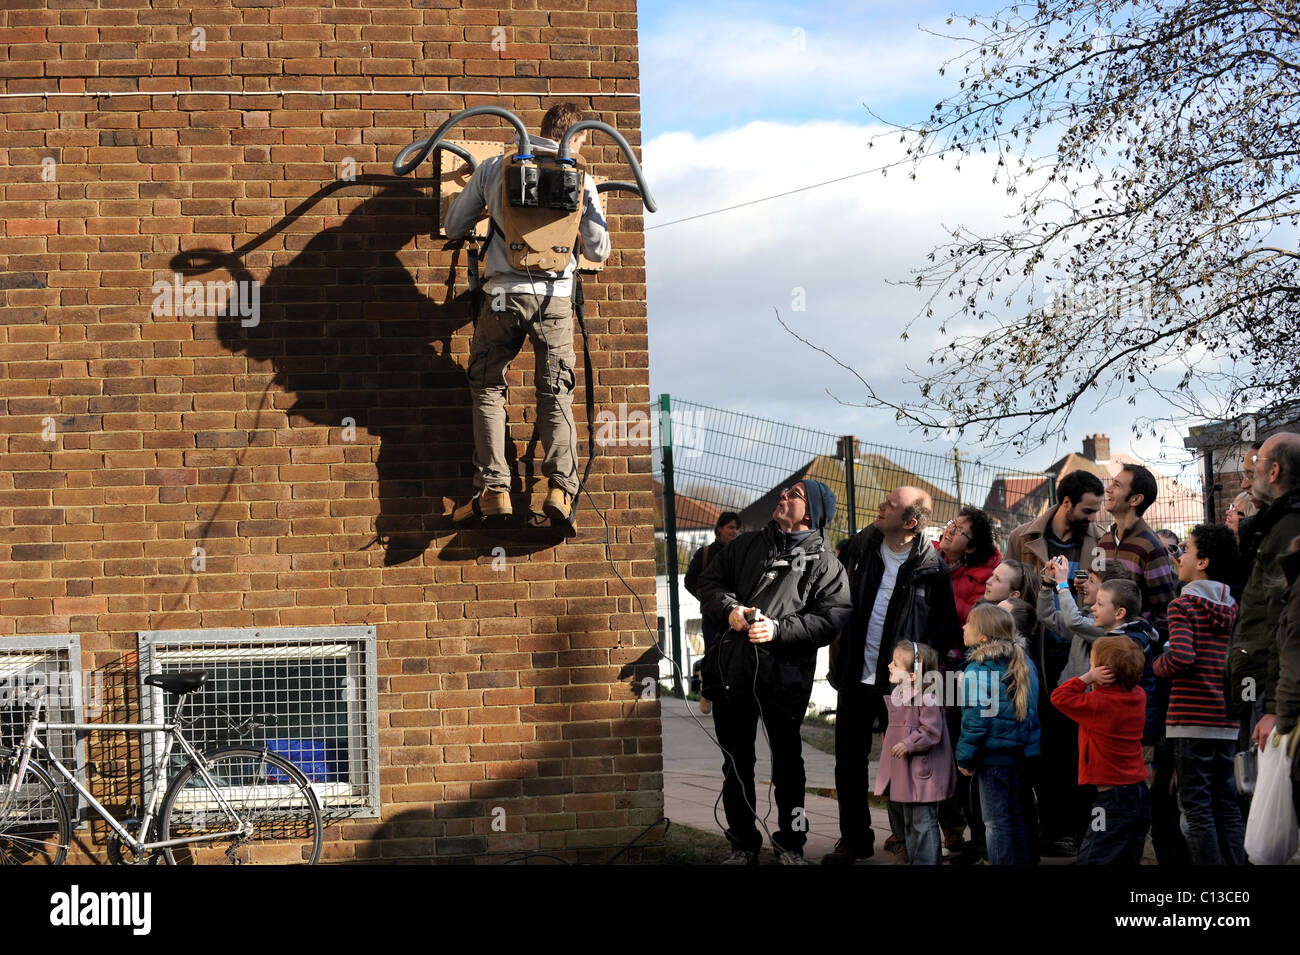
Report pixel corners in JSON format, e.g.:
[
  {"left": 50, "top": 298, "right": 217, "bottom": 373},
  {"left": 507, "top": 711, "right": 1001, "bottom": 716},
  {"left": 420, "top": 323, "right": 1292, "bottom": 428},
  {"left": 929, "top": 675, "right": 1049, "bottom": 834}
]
[
  {"left": 391, "top": 105, "right": 532, "bottom": 176},
  {"left": 556, "top": 120, "right": 656, "bottom": 213},
  {"left": 393, "top": 108, "right": 655, "bottom": 213}
]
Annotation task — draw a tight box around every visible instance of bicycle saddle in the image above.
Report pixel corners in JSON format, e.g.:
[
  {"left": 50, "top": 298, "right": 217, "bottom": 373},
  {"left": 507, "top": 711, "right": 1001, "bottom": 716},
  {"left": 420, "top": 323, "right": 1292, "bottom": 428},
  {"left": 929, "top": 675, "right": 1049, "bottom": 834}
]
[{"left": 144, "top": 671, "right": 209, "bottom": 695}]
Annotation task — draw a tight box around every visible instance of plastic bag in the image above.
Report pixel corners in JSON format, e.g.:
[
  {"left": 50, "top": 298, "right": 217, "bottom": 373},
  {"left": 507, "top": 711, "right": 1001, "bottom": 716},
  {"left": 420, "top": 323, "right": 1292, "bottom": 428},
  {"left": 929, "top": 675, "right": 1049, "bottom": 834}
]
[{"left": 1244, "top": 730, "right": 1299, "bottom": 865}]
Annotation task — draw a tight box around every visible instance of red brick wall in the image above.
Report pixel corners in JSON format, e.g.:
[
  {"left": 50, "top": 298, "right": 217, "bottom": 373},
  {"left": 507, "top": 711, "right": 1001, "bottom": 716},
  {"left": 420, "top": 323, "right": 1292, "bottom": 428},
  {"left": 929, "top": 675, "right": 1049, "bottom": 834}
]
[{"left": 0, "top": 0, "right": 661, "bottom": 863}]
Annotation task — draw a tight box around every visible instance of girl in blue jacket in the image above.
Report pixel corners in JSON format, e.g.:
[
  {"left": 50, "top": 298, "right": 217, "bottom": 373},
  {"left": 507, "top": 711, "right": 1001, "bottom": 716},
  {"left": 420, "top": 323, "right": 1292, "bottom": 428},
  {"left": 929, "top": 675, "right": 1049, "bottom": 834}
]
[{"left": 956, "top": 603, "right": 1041, "bottom": 865}]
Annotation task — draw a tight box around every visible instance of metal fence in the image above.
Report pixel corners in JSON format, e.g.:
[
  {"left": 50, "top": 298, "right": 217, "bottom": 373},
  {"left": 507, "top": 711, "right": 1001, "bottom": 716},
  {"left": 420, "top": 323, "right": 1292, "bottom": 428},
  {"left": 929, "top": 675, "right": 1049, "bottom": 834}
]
[{"left": 651, "top": 395, "right": 1211, "bottom": 695}]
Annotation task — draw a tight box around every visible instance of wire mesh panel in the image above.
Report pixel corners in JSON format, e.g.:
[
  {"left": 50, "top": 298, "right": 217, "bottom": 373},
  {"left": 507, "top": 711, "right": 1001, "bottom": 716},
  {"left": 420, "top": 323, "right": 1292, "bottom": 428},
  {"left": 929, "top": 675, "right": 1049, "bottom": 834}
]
[
  {"left": 138, "top": 626, "right": 379, "bottom": 820},
  {"left": 0, "top": 635, "right": 85, "bottom": 822},
  {"left": 653, "top": 396, "right": 1211, "bottom": 704},
  {"left": 654, "top": 398, "right": 1063, "bottom": 555},
  {"left": 655, "top": 397, "right": 1209, "bottom": 554}
]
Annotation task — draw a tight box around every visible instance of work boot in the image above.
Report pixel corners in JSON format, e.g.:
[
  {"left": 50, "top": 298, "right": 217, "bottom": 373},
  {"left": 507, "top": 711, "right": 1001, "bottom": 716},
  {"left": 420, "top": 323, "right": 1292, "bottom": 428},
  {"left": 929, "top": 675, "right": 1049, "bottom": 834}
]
[
  {"left": 452, "top": 488, "right": 512, "bottom": 523},
  {"left": 543, "top": 485, "right": 573, "bottom": 522}
]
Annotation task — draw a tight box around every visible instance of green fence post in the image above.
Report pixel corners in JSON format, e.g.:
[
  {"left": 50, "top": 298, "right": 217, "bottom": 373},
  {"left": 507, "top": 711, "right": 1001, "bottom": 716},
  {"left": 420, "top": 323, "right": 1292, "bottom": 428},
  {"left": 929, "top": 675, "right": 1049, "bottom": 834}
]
[{"left": 659, "top": 394, "right": 685, "bottom": 697}]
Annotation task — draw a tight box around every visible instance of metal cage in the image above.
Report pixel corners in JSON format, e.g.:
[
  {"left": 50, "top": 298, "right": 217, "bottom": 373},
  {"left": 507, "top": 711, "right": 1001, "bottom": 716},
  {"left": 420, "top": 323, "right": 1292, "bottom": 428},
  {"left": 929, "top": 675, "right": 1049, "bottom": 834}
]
[
  {"left": 137, "top": 626, "right": 380, "bottom": 820},
  {"left": 0, "top": 633, "right": 87, "bottom": 824}
]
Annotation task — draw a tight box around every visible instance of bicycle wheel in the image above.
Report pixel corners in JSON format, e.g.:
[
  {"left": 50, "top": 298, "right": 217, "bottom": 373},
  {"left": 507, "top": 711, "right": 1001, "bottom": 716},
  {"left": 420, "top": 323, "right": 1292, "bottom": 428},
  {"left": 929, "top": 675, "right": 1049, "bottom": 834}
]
[
  {"left": 0, "top": 760, "right": 70, "bottom": 865},
  {"left": 157, "top": 747, "right": 322, "bottom": 865}
]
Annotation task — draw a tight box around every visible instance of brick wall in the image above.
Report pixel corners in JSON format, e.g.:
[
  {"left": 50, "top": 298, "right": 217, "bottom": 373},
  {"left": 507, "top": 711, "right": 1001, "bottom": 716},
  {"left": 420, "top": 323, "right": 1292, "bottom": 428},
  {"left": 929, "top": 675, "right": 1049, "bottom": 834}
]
[{"left": 0, "top": 0, "right": 663, "bottom": 863}]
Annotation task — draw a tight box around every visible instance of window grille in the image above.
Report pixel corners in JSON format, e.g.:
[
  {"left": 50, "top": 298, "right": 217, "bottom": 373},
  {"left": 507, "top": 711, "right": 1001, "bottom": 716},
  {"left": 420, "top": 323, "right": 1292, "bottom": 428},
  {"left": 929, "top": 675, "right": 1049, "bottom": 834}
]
[
  {"left": 138, "top": 626, "right": 379, "bottom": 820},
  {"left": 0, "top": 634, "right": 87, "bottom": 823}
]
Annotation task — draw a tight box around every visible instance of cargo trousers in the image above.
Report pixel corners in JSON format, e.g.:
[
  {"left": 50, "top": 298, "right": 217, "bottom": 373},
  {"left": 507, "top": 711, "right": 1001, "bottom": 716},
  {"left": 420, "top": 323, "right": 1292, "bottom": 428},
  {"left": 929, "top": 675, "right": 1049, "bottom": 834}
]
[{"left": 466, "top": 289, "right": 579, "bottom": 496}]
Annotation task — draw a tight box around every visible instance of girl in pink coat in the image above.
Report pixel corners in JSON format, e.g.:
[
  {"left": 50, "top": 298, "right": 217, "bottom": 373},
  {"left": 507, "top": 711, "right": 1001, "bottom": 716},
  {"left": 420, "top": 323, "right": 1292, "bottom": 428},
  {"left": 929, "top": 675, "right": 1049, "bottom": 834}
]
[{"left": 875, "top": 640, "right": 957, "bottom": 865}]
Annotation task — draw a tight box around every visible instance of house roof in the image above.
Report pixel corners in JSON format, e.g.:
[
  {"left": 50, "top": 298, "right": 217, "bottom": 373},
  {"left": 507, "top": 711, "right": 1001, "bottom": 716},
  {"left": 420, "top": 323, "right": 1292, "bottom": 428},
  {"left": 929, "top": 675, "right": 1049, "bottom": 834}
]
[
  {"left": 989, "top": 475, "right": 1049, "bottom": 511},
  {"left": 1105, "top": 452, "right": 1204, "bottom": 528},
  {"left": 652, "top": 478, "right": 723, "bottom": 532},
  {"left": 1045, "top": 452, "right": 1110, "bottom": 482},
  {"left": 982, "top": 474, "right": 1054, "bottom": 530}
]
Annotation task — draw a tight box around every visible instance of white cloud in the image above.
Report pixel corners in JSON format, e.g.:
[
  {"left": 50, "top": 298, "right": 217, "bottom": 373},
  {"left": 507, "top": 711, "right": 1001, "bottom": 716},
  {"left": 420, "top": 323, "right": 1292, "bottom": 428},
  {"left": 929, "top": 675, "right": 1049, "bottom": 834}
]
[
  {"left": 641, "top": 119, "right": 1202, "bottom": 472},
  {"left": 641, "top": 11, "right": 956, "bottom": 124}
]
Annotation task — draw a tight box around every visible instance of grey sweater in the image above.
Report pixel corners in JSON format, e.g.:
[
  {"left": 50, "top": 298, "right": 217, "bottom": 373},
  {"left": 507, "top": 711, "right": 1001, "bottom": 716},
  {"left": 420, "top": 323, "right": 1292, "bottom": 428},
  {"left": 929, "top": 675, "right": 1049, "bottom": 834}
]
[
  {"left": 1037, "top": 584, "right": 1105, "bottom": 686},
  {"left": 443, "top": 135, "right": 611, "bottom": 296}
]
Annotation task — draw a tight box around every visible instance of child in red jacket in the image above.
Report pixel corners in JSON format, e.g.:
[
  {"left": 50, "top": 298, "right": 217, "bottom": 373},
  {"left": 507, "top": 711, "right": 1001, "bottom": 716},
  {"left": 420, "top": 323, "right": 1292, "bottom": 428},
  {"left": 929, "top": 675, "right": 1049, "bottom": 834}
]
[{"left": 1050, "top": 635, "right": 1150, "bottom": 865}]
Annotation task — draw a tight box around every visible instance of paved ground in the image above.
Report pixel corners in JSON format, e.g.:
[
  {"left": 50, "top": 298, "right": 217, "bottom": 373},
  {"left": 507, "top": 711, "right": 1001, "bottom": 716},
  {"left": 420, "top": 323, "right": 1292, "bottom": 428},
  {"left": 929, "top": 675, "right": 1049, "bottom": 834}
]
[
  {"left": 661, "top": 699, "right": 897, "bottom": 864},
  {"left": 660, "top": 699, "right": 1155, "bottom": 866}
]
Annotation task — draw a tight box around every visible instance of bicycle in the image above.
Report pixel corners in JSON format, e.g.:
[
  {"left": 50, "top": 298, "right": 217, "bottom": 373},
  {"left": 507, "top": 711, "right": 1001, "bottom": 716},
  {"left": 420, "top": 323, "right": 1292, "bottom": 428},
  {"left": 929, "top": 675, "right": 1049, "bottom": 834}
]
[{"left": 0, "top": 670, "right": 323, "bottom": 865}]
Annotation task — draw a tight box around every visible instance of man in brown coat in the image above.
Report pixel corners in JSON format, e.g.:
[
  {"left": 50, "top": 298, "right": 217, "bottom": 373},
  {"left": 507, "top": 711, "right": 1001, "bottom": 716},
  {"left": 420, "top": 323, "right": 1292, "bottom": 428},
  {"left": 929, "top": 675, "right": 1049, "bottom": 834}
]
[
  {"left": 1007, "top": 470, "right": 1106, "bottom": 586},
  {"left": 1006, "top": 468, "right": 1105, "bottom": 857}
]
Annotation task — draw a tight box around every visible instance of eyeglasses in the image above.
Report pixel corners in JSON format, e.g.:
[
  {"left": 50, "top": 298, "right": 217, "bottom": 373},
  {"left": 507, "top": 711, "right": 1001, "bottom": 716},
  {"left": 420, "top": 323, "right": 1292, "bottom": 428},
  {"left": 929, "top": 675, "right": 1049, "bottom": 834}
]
[
  {"left": 943, "top": 519, "right": 971, "bottom": 541},
  {"left": 779, "top": 486, "right": 806, "bottom": 502}
]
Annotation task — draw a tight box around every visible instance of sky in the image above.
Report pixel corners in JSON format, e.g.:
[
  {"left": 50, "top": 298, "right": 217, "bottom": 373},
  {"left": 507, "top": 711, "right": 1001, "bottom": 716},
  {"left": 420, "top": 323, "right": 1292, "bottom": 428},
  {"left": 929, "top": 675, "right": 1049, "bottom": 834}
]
[{"left": 635, "top": 0, "right": 1206, "bottom": 477}]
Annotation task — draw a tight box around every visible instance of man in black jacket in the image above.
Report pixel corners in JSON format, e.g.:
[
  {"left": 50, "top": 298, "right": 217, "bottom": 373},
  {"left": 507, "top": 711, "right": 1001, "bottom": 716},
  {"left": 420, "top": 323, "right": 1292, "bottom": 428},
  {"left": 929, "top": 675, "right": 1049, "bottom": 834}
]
[
  {"left": 822, "top": 485, "right": 959, "bottom": 864},
  {"left": 683, "top": 511, "right": 743, "bottom": 651},
  {"left": 697, "top": 479, "right": 851, "bottom": 865}
]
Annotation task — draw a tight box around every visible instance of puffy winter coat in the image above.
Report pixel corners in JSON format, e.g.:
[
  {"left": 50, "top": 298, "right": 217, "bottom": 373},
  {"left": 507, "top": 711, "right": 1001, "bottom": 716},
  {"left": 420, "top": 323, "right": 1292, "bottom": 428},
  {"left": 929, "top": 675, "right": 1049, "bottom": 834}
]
[
  {"left": 955, "top": 640, "right": 1042, "bottom": 768},
  {"left": 933, "top": 540, "right": 1002, "bottom": 627}
]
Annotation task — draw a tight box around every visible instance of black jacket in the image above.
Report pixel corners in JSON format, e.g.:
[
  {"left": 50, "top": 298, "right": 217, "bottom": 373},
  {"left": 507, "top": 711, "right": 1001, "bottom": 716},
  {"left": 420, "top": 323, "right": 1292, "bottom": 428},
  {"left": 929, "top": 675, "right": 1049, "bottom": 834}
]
[
  {"left": 830, "top": 525, "right": 960, "bottom": 688},
  {"left": 1229, "top": 486, "right": 1300, "bottom": 714},
  {"left": 683, "top": 539, "right": 724, "bottom": 599},
  {"left": 1274, "top": 548, "right": 1300, "bottom": 735},
  {"left": 696, "top": 522, "right": 851, "bottom": 716}
]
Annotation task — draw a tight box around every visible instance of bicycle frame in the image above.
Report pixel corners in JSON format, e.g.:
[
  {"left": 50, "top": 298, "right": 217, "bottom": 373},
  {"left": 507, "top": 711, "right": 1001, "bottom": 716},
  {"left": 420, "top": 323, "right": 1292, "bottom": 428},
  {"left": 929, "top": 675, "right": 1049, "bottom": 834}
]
[{"left": 6, "top": 693, "right": 252, "bottom": 857}]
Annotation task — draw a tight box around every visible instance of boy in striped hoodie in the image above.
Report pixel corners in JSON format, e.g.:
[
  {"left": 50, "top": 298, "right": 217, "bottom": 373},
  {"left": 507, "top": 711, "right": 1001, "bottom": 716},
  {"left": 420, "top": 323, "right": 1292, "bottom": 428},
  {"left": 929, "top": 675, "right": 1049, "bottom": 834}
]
[{"left": 1152, "top": 524, "right": 1245, "bottom": 865}]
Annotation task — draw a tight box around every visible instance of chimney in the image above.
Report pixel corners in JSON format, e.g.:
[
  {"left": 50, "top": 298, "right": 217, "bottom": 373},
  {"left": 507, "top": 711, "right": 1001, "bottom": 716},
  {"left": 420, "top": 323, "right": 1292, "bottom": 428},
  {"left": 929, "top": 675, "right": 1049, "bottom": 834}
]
[{"left": 1082, "top": 433, "right": 1111, "bottom": 463}]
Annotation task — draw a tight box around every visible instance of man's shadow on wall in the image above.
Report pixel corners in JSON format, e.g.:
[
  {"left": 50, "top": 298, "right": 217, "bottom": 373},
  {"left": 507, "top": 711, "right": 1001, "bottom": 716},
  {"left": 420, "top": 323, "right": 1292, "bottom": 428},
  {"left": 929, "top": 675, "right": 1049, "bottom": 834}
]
[{"left": 171, "top": 180, "right": 566, "bottom": 566}]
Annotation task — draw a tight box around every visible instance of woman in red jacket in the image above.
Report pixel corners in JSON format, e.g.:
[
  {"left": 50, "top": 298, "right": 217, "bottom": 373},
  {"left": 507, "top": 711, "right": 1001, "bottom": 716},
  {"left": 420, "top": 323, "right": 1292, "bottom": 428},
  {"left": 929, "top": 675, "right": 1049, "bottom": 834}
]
[
  {"left": 934, "top": 506, "right": 1001, "bottom": 859},
  {"left": 935, "top": 506, "right": 1002, "bottom": 627}
]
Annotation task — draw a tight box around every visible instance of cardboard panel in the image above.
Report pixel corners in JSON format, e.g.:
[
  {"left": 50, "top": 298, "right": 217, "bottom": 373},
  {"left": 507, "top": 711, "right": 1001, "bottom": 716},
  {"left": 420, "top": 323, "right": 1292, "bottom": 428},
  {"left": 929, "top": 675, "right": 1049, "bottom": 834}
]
[{"left": 433, "top": 138, "right": 612, "bottom": 273}]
